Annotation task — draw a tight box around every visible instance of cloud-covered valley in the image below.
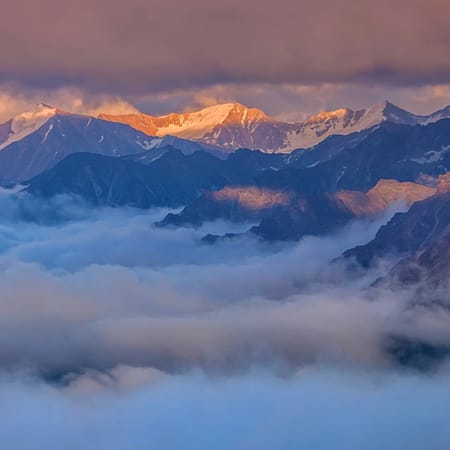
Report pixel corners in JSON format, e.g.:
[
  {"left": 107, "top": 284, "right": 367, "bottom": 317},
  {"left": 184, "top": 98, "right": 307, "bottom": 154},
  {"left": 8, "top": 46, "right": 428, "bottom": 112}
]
[
  {"left": 0, "top": 189, "right": 446, "bottom": 375},
  {"left": 0, "top": 188, "right": 449, "bottom": 448},
  {"left": 3, "top": 1, "right": 450, "bottom": 446}
]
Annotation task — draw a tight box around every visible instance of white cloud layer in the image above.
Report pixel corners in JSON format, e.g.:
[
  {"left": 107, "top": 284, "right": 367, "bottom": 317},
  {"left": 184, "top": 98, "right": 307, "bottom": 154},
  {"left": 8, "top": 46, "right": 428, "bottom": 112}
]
[
  {"left": 0, "top": 190, "right": 447, "bottom": 375},
  {"left": 0, "top": 188, "right": 448, "bottom": 448}
]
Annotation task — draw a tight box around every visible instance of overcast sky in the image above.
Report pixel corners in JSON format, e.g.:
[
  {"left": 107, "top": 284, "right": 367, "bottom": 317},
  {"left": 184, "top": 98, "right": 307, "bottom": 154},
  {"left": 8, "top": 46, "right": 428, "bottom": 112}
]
[{"left": 2, "top": 0, "right": 450, "bottom": 119}]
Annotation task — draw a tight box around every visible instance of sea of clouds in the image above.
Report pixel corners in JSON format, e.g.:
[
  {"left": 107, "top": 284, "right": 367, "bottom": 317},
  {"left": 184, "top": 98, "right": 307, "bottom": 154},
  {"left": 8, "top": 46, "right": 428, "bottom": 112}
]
[{"left": 0, "top": 188, "right": 449, "bottom": 449}]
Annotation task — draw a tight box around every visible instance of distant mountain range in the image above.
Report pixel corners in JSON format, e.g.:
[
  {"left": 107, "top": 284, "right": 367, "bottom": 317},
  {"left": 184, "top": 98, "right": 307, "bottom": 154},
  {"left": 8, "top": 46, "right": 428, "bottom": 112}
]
[
  {"left": 1, "top": 97, "right": 450, "bottom": 296},
  {"left": 0, "top": 104, "right": 218, "bottom": 185},
  {"left": 100, "top": 101, "right": 450, "bottom": 152},
  {"left": 1, "top": 100, "right": 450, "bottom": 185},
  {"left": 16, "top": 108, "right": 450, "bottom": 214},
  {"left": 3, "top": 96, "right": 450, "bottom": 367}
]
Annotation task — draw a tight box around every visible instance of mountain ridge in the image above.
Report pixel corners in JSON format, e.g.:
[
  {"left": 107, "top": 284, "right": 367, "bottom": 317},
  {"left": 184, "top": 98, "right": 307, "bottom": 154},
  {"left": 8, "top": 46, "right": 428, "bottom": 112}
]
[
  {"left": 99, "top": 100, "right": 450, "bottom": 152},
  {"left": 3, "top": 100, "right": 450, "bottom": 157}
]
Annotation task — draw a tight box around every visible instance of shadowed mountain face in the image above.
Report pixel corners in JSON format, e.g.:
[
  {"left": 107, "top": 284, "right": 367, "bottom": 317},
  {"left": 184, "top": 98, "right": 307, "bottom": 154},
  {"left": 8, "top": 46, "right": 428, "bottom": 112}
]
[
  {"left": 0, "top": 109, "right": 226, "bottom": 186},
  {"left": 0, "top": 114, "right": 159, "bottom": 185},
  {"left": 388, "top": 228, "right": 450, "bottom": 289},
  {"left": 161, "top": 180, "right": 435, "bottom": 241},
  {"left": 251, "top": 181, "right": 435, "bottom": 241},
  {"left": 0, "top": 119, "right": 12, "bottom": 145},
  {"left": 159, "top": 187, "right": 294, "bottom": 227},
  {"left": 25, "top": 149, "right": 285, "bottom": 208},
  {"left": 344, "top": 174, "right": 450, "bottom": 269},
  {"left": 263, "top": 120, "right": 450, "bottom": 194},
  {"left": 365, "top": 206, "right": 450, "bottom": 307}
]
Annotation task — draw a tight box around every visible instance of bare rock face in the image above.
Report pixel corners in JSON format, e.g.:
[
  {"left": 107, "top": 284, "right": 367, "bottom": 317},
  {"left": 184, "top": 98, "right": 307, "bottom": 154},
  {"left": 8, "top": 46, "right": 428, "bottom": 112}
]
[
  {"left": 436, "top": 172, "right": 450, "bottom": 194},
  {"left": 370, "top": 174, "right": 450, "bottom": 298},
  {"left": 0, "top": 119, "right": 12, "bottom": 146},
  {"left": 159, "top": 186, "right": 293, "bottom": 228},
  {"left": 211, "top": 187, "right": 291, "bottom": 211},
  {"left": 344, "top": 175, "right": 450, "bottom": 268},
  {"left": 336, "top": 180, "right": 435, "bottom": 216},
  {"left": 98, "top": 112, "right": 160, "bottom": 136},
  {"left": 251, "top": 180, "right": 435, "bottom": 242}
]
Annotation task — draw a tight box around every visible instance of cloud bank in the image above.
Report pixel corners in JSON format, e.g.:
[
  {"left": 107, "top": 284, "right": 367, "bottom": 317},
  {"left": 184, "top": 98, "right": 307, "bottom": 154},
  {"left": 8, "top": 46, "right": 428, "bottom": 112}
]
[{"left": 2, "top": 0, "right": 450, "bottom": 95}]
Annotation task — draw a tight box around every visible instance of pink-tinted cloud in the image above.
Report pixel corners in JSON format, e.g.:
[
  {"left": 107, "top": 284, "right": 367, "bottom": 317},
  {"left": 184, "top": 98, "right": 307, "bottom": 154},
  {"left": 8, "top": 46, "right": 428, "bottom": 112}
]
[
  {"left": 2, "top": 0, "right": 450, "bottom": 94},
  {"left": 131, "top": 82, "right": 450, "bottom": 121},
  {"left": 0, "top": 85, "right": 138, "bottom": 122},
  {"left": 3, "top": 81, "right": 450, "bottom": 124}
]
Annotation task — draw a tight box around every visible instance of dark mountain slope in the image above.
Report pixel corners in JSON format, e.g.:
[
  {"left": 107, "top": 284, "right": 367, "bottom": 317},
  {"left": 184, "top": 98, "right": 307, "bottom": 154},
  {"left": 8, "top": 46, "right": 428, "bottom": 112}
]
[
  {"left": 260, "top": 120, "right": 450, "bottom": 194},
  {"left": 25, "top": 149, "right": 281, "bottom": 208}
]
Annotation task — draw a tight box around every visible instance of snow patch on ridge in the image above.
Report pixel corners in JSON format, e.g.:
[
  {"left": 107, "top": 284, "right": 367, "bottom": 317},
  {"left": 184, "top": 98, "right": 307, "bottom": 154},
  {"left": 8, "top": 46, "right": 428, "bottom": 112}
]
[
  {"left": 155, "top": 103, "right": 237, "bottom": 139},
  {"left": 0, "top": 104, "right": 57, "bottom": 150},
  {"left": 283, "top": 103, "right": 388, "bottom": 151}
]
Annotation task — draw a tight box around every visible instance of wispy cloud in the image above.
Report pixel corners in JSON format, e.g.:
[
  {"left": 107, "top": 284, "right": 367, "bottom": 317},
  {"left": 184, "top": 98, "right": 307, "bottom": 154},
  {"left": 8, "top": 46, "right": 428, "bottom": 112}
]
[{"left": 0, "top": 85, "right": 138, "bottom": 122}]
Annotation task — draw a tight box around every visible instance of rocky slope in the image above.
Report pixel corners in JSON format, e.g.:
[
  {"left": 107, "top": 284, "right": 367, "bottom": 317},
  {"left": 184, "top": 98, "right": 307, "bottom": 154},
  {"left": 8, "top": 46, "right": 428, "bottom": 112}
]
[
  {"left": 25, "top": 149, "right": 284, "bottom": 208},
  {"left": 344, "top": 173, "right": 450, "bottom": 267}
]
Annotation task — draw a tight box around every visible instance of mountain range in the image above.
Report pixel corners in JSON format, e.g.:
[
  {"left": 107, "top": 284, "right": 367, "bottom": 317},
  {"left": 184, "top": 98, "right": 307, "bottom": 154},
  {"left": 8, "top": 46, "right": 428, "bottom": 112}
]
[
  {"left": 100, "top": 101, "right": 450, "bottom": 152},
  {"left": 26, "top": 149, "right": 282, "bottom": 208},
  {"left": 1, "top": 100, "right": 450, "bottom": 186},
  {"left": 0, "top": 105, "right": 228, "bottom": 185},
  {"left": 0, "top": 97, "right": 450, "bottom": 305},
  {"left": 2, "top": 97, "right": 450, "bottom": 369},
  {"left": 20, "top": 114, "right": 450, "bottom": 249}
]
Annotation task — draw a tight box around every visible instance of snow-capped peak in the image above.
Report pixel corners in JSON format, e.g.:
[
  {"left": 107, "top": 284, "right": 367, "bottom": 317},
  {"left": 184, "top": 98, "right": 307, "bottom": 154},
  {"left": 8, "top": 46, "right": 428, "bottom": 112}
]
[
  {"left": 121, "top": 102, "right": 271, "bottom": 140},
  {"left": 376, "top": 101, "right": 419, "bottom": 125},
  {"left": 0, "top": 103, "right": 57, "bottom": 150},
  {"left": 282, "top": 101, "right": 429, "bottom": 152},
  {"left": 97, "top": 99, "right": 450, "bottom": 153},
  {"left": 156, "top": 103, "right": 238, "bottom": 138},
  {"left": 283, "top": 105, "right": 384, "bottom": 151}
]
